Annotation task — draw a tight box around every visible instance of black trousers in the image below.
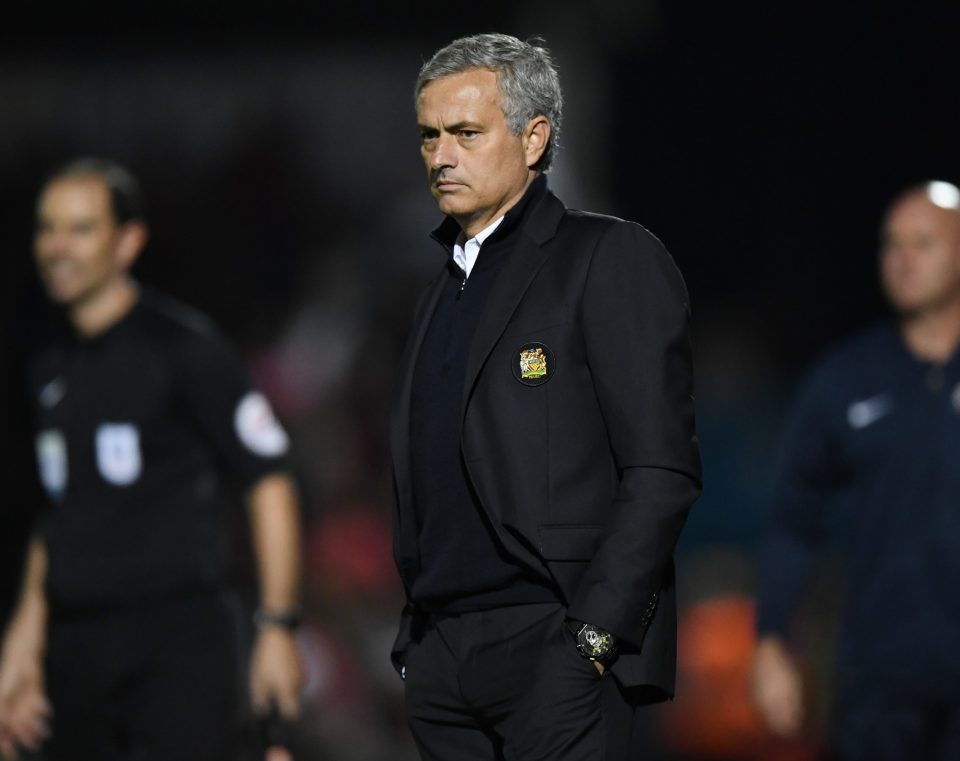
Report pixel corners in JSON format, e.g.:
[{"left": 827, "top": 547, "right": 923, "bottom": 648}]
[
  {"left": 44, "top": 592, "right": 240, "bottom": 761},
  {"left": 403, "top": 602, "right": 639, "bottom": 761}
]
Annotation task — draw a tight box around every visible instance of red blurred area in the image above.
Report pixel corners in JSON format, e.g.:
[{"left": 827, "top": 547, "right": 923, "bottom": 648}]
[
  {"left": 305, "top": 505, "right": 398, "bottom": 600},
  {"left": 658, "top": 595, "right": 819, "bottom": 761}
]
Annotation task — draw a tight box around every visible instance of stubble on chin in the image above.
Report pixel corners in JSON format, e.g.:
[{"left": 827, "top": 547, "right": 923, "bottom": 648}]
[{"left": 435, "top": 191, "right": 472, "bottom": 218}]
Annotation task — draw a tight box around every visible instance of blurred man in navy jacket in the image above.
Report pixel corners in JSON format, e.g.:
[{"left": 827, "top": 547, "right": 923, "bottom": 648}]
[{"left": 753, "top": 181, "right": 960, "bottom": 760}]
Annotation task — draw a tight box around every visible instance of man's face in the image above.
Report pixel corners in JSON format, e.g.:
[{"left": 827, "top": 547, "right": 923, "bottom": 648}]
[
  {"left": 880, "top": 192, "right": 960, "bottom": 317},
  {"left": 417, "top": 68, "right": 534, "bottom": 236},
  {"left": 34, "top": 176, "right": 128, "bottom": 306}
]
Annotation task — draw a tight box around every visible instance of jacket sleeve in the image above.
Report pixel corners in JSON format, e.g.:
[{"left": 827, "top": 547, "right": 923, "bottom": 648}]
[
  {"left": 756, "top": 361, "right": 844, "bottom": 636},
  {"left": 566, "top": 220, "right": 702, "bottom": 650}
]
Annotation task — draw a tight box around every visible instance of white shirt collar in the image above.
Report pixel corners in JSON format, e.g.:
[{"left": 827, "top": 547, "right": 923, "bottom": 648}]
[{"left": 452, "top": 216, "right": 505, "bottom": 279}]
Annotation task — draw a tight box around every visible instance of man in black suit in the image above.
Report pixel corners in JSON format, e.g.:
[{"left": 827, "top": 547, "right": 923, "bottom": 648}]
[{"left": 390, "top": 33, "right": 702, "bottom": 760}]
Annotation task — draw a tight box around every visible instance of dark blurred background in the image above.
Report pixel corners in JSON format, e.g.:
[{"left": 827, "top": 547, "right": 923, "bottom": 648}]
[{"left": 1, "top": 2, "right": 958, "bottom": 758}]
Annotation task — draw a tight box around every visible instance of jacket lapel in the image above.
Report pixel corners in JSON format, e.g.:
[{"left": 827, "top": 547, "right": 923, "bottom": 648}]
[
  {"left": 391, "top": 183, "right": 565, "bottom": 574},
  {"left": 460, "top": 190, "right": 566, "bottom": 419}
]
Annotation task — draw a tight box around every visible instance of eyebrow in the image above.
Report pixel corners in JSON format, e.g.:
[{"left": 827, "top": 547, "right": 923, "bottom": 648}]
[{"left": 417, "top": 121, "right": 483, "bottom": 134}]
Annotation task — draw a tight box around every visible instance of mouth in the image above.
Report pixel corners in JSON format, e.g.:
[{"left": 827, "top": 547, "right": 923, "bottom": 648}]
[{"left": 432, "top": 176, "right": 465, "bottom": 192}]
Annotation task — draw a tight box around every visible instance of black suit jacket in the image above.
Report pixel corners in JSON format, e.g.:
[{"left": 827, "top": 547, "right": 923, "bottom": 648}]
[{"left": 390, "top": 181, "right": 701, "bottom": 699}]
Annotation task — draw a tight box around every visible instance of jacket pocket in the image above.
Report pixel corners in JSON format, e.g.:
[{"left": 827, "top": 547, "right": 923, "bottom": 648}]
[
  {"left": 505, "top": 305, "right": 570, "bottom": 336},
  {"left": 538, "top": 524, "right": 604, "bottom": 560}
]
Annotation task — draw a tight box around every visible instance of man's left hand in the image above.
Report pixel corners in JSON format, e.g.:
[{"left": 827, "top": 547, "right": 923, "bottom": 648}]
[{"left": 249, "top": 628, "right": 304, "bottom": 720}]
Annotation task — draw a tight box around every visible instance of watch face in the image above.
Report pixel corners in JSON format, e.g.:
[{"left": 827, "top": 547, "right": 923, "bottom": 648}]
[{"left": 577, "top": 625, "right": 614, "bottom": 658}]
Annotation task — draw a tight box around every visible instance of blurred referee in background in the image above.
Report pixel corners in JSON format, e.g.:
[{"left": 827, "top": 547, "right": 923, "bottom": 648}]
[{"left": 0, "top": 158, "right": 303, "bottom": 760}]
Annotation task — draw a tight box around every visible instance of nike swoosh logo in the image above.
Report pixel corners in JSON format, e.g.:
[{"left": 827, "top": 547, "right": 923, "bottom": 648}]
[
  {"left": 39, "top": 378, "right": 66, "bottom": 410},
  {"left": 847, "top": 393, "right": 894, "bottom": 430}
]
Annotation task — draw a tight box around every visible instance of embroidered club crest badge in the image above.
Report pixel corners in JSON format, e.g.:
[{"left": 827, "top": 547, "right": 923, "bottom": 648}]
[{"left": 513, "top": 343, "right": 554, "bottom": 386}]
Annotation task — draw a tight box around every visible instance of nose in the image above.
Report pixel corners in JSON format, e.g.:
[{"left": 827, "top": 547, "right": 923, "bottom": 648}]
[{"left": 430, "top": 134, "right": 458, "bottom": 170}]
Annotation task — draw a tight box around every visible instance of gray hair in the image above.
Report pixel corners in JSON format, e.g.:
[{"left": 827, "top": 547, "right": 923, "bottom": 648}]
[{"left": 416, "top": 33, "right": 563, "bottom": 172}]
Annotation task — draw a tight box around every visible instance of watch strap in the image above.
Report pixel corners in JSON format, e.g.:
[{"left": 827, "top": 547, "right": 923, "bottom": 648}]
[
  {"left": 253, "top": 608, "right": 301, "bottom": 631},
  {"left": 565, "top": 619, "right": 584, "bottom": 637}
]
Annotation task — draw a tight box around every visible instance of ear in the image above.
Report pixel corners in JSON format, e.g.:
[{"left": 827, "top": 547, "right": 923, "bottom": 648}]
[
  {"left": 522, "top": 116, "right": 551, "bottom": 169},
  {"left": 114, "top": 221, "right": 149, "bottom": 271}
]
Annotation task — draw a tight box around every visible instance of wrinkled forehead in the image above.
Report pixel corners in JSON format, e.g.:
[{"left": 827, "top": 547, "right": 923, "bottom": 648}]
[
  {"left": 418, "top": 66, "right": 502, "bottom": 96},
  {"left": 417, "top": 69, "right": 503, "bottom": 113}
]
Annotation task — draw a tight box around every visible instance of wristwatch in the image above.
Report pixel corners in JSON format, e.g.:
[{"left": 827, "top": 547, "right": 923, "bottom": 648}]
[
  {"left": 253, "top": 608, "right": 301, "bottom": 631},
  {"left": 566, "top": 620, "right": 618, "bottom": 664}
]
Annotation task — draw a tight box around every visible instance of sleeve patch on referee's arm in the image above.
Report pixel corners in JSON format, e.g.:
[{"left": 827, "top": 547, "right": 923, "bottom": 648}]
[{"left": 234, "top": 392, "right": 290, "bottom": 457}]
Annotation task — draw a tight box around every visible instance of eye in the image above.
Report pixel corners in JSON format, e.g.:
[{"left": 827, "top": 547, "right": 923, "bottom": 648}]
[
  {"left": 458, "top": 130, "right": 479, "bottom": 141},
  {"left": 419, "top": 129, "right": 439, "bottom": 148}
]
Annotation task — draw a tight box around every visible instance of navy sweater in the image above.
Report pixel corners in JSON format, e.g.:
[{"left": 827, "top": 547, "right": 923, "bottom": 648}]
[{"left": 409, "top": 179, "right": 557, "bottom": 612}]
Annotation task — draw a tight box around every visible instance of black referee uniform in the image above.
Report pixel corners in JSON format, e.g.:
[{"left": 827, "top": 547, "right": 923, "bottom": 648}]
[
  {"left": 757, "top": 322, "right": 960, "bottom": 760},
  {"left": 27, "top": 288, "right": 291, "bottom": 761}
]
